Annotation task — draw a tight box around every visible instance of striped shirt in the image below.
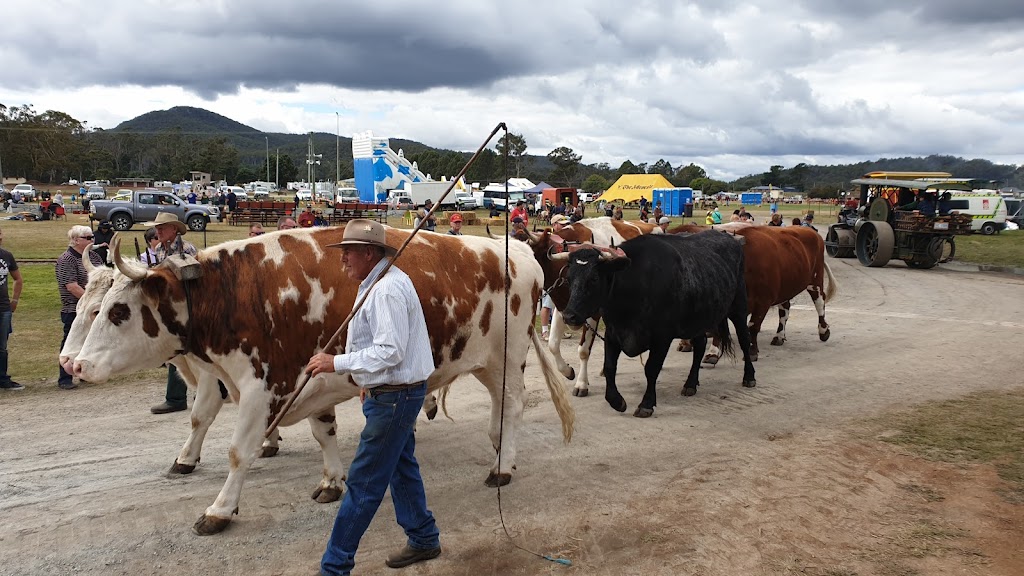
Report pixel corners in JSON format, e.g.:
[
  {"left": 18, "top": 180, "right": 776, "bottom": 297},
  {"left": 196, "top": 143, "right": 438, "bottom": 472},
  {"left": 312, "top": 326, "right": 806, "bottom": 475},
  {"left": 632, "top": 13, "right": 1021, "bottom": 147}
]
[
  {"left": 332, "top": 258, "right": 434, "bottom": 388},
  {"left": 56, "top": 247, "right": 104, "bottom": 313}
]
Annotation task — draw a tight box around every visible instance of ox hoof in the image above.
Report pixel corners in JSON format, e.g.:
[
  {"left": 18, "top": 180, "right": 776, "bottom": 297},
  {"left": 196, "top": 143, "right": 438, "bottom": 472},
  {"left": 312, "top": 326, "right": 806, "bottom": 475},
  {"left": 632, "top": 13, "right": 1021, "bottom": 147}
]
[
  {"left": 169, "top": 459, "right": 197, "bottom": 475},
  {"left": 682, "top": 386, "right": 697, "bottom": 397},
  {"left": 742, "top": 379, "right": 757, "bottom": 388},
  {"left": 749, "top": 353, "right": 758, "bottom": 362},
  {"left": 572, "top": 387, "right": 589, "bottom": 397},
  {"left": 311, "top": 486, "right": 343, "bottom": 503},
  {"left": 425, "top": 405, "right": 438, "bottom": 420},
  {"left": 702, "top": 355, "right": 719, "bottom": 366},
  {"left": 770, "top": 337, "right": 785, "bottom": 346},
  {"left": 677, "top": 342, "right": 693, "bottom": 353},
  {"left": 192, "top": 509, "right": 237, "bottom": 536},
  {"left": 484, "top": 472, "right": 512, "bottom": 488},
  {"left": 566, "top": 368, "right": 576, "bottom": 381},
  {"left": 259, "top": 446, "right": 280, "bottom": 458},
  {"left": 820, "top": 329, "right": 831, "bottom": 342},
  {"left": 633, "top": 406, "right": 654, "bottom": 418}
]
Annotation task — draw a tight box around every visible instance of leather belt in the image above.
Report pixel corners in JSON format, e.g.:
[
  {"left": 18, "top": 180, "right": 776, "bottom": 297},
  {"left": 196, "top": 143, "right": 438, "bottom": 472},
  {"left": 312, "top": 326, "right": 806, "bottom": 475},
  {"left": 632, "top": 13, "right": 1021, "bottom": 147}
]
[{"left": 368, "top": 381, "right": 424, "bottom": 396}]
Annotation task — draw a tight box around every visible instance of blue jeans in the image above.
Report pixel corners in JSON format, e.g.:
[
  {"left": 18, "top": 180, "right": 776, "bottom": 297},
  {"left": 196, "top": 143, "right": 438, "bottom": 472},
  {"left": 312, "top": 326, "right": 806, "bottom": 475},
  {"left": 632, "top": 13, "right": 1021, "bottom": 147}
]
[
  {"left": 59, "top": 312, "right": 76, "bottom": 386},
  {"left": 0, "top": 310, "right": 11, "bottom": 385},
  {"left": 320, "top": 382, "right": 439, "bottom": 576}
]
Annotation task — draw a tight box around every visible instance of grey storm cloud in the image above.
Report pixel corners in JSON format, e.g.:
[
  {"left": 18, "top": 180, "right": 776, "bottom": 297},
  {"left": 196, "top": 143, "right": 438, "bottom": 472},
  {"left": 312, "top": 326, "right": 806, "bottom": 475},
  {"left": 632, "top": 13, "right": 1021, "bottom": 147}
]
[{"left": 4, "top": 0, "right": 721, "bottom": 97}]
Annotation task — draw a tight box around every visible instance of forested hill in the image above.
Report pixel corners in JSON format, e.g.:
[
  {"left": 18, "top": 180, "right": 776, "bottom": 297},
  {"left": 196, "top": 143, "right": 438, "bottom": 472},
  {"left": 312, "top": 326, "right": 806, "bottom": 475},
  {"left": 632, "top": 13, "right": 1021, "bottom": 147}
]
[{"left": 111, "top": 106, "right": 260, "bottom": 135}]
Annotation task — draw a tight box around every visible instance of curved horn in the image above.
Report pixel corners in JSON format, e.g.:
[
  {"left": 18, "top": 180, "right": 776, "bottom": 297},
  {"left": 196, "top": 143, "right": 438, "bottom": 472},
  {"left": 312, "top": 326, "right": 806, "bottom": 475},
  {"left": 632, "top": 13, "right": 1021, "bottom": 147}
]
[
  {"left": 525, "top": 228, "right": 542, "bottom": 246},
  {"left": 112, "top": 236, "right": 147, "bottom": 282},
  {"left": 549, "top": 251, "right": 570, "bottom": 261},
  {"left": 82, "top": 243, "right": 97, "bottom": 273},
  {"left": 485, "top": 225, "right": 503, "bottom": 240}
]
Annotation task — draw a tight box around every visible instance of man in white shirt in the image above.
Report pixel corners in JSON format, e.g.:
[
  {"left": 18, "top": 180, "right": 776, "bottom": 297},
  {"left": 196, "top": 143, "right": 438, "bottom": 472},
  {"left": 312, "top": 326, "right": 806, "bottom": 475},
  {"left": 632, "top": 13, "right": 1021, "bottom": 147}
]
[{"left": 306, "top": 219, "right": 440, "bottom": 576}]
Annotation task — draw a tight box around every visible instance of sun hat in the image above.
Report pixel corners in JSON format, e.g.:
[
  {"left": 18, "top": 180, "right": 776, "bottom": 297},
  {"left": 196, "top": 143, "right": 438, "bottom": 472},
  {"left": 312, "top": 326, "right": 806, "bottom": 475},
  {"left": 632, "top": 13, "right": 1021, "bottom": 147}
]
[
  {"left": 659, "top": 216, "right": 670, "bottom": 225},
  {"left": 142, "top": 212, "right": 186, "bottom": 234},
  {"left": 550, "top": 214, "right": 569, "bottom": 226},
  {"left": 449, "top": 213, "right": 463, "bottom": 223},
  {"left": 328, "top": 219, "right": 397, "bottom": 256}
]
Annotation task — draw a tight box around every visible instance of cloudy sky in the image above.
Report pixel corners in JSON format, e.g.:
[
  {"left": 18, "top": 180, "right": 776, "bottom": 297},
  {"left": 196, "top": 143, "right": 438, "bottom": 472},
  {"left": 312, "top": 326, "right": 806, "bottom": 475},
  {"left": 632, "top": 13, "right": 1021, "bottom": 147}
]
[{"left": 3, "top": 0, "right": 1023, "bottom": 180}]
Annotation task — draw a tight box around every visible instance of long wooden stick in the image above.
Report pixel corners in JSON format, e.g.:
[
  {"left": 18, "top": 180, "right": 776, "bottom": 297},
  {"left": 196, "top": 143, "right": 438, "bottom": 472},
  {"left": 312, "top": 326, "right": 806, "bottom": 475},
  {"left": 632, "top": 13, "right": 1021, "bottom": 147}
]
[{"left": 265, "top": 123, "right": 508, "bottom": 436}]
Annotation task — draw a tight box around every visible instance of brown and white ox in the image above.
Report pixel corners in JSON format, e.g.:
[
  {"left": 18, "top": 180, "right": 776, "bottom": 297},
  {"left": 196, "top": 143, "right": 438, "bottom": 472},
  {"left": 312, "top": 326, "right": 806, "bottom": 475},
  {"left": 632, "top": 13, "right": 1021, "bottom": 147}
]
[
  {"left": 69, "top": 227, "right": 575, "bottom": 535},
  {"left": 515, "top": 216, "right": 662, "bottom": 397},
  {"left": 670, "top": 223, "right": 837, "bottom": 362}
]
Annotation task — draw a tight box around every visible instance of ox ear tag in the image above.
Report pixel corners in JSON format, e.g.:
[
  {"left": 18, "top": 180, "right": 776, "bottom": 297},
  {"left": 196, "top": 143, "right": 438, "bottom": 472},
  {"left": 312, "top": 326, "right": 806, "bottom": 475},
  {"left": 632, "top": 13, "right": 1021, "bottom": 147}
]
[{"left": 163, "top": 254, "right": 203, "bottom": 281}]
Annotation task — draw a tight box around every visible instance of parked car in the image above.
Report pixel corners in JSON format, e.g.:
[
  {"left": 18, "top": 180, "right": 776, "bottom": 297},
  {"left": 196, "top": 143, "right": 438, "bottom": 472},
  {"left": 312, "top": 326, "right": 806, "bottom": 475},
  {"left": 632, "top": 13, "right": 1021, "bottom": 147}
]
[
  {"left": 86, "top": 186, "right": 107, "bottom": 200},
  {"left": 453, "top": 192, "right": 479, "bottom": 210},
  {"left": 295, "top": 190, "right": 312, "bottom": 201},
  {"left": 1004, "top": 198, "right": 1023, "bottom": 227},
  {"left": 89, "top": 189, "right": 220, "bottom": 231},
  {"left": 252, "top": 188, "right": 271, "bottom": 199},
  {"left": 335, "top": 187, "right": 360, "bottom": 203},
  {"left": 11, "top": 184, "right": 37, "bottom": 201}
]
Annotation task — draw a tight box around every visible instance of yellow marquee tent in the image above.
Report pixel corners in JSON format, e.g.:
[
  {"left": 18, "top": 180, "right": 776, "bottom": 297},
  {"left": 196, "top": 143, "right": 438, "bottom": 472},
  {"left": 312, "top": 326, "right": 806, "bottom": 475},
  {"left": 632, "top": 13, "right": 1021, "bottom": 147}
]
[{"left": 600, "top": 174, "right": 674, "bottom": 204}]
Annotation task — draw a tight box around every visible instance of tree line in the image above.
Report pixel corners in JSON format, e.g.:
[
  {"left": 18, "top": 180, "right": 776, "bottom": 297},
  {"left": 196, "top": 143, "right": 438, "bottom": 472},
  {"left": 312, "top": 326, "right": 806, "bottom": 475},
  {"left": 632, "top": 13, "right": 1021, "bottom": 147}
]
[{"left": 5, "top": 103, "right": 1019, "bottom": 193}]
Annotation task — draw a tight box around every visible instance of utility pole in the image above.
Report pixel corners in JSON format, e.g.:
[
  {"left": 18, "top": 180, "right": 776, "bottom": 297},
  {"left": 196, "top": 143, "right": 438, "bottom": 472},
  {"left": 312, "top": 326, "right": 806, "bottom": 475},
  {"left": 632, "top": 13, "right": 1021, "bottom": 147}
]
[
  {"left": 275, "top": 148, "right": 279, "bottom": 189},
  {"left": 336, "top": 112, "right": 340, "bottom": 188},
  {"left": 265, "top": 136, "right": 270, "bottom": 183}
]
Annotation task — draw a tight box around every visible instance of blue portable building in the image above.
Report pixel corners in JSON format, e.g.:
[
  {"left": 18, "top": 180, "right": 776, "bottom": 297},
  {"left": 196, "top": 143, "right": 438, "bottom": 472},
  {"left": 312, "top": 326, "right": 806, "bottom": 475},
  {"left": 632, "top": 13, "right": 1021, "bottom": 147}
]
[
  {"left": 741, "top": 192, "right": 763, "bottom": 205},
  {"left": 651, "top": 187, "right": 693, "bottom": 217}
]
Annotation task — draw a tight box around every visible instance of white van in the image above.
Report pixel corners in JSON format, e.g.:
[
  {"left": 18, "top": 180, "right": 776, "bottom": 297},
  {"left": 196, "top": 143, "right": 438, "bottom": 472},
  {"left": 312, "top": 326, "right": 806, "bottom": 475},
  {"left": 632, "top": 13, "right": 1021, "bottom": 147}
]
[{"left": 943, "top": 191, "right": 1008, "bottom": 235}]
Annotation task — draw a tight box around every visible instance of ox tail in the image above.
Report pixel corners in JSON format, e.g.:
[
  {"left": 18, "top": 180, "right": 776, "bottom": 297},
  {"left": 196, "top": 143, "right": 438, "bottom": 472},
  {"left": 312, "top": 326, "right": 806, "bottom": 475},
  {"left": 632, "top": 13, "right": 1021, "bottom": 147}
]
[
  {"left": 531, "top": 327, "right": 576, "bottom": 443},
  {"left": 435, "top": 386, "right": 456, "bottom": 422},
  {"left": 715, "top": 318, "right": 736, "bottom": 359},
  {"left": 822, "top": 258, "right": 838, "bottom": 303}
]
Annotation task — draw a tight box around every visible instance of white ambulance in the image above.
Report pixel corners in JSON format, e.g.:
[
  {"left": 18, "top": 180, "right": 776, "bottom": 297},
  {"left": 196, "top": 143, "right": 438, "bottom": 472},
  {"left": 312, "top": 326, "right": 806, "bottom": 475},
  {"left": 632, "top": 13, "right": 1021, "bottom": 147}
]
[{"left": 939, "top": 190, "right": 1008, "bottom": 235}]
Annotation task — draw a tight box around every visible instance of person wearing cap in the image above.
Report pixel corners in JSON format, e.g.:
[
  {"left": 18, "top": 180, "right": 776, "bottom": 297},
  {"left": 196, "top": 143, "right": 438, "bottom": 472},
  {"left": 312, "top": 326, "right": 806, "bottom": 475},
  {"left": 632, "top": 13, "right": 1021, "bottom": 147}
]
[
  {"left": 658, "top": 216, "right": 671, "bottom": 232},
  {"left": 415, "top": 200, "right": 437, "bottom": 232},
  {"left": 144, "top": 213, "right": 198, "bottom": 415},
  {"left": 549, "top": 214, "right": 570, "bottom": 234},
  {"left": 801, "top": 211, "right": 817, "bottom": 231},
  {"left": 306, "top": 219, "right": 440, "bottom": 575},
  {"left": 509, "top": 199, "right": 529, "bottom": 227},
  {"left": 298, "top": 204, "right": 316, "bottom": 228},
  {"left": 653, "top": 201, "right": 664, "bottom": 223},
  {"left": 92, "top": 220, "right": 116, "bottom": 265},
  {"left": 447, "top": 212, "right": 464, "bottom": 235}
]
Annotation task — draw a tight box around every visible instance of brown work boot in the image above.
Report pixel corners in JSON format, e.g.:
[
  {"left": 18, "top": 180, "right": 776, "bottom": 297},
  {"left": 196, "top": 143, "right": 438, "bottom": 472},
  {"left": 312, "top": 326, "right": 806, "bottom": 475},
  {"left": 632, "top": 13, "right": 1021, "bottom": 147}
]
[{"left": 385, "top": 545, "right": 441, "bottom": 569}]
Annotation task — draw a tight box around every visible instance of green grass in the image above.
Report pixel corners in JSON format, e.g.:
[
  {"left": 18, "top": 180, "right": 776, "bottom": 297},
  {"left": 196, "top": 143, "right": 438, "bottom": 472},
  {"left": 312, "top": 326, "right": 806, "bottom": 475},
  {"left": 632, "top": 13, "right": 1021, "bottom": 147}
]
[
  {"left": 952, "top": 230, "right": 1024, "bottom": 268},
  {"left": 875, "top": 389, "right": 1024, "bottom": 502}
]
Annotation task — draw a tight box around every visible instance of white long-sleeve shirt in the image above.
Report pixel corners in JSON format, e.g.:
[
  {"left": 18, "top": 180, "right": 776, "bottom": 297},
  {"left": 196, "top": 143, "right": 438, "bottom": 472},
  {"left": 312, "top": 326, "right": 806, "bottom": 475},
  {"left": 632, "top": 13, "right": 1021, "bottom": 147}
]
[{"left": 332, "top": 258, "right": 435, "bottom": 388}]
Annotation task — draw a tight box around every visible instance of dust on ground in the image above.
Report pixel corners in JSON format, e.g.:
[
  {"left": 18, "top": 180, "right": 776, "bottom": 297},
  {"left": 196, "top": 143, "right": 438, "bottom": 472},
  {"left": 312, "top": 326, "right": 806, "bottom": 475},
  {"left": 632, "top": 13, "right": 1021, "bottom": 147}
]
[{"left": 2, "top": 258, "right": 1023, "bottom": 576}]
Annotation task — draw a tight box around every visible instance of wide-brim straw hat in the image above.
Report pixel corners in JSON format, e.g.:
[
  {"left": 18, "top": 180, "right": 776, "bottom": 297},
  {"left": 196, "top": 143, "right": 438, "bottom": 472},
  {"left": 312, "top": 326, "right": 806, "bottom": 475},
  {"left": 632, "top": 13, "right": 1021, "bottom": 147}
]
[
  {"left": 550, "top": 215, "right": 570, "bottom": 226},
  {"left": 328, "top": 219, "right": 398, "bottom": 256},
  {"left": 143, "top": 212, "right": 187, "bottom": 234}
]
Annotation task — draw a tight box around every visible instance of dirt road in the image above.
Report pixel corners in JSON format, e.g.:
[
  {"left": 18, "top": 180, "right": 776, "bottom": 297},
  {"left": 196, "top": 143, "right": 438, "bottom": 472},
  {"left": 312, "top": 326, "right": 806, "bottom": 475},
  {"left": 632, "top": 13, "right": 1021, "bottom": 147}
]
[{"left": 3, "top": 258, "right": 1023, "bottom": 575}]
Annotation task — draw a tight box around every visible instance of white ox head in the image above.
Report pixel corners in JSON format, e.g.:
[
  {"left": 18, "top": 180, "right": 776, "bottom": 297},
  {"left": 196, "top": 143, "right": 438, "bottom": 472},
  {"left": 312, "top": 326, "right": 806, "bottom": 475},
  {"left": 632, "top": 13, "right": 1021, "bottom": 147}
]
[
  {"left": 72, "top": 241, "right": 189, "bottom": 383},
  {"left": 58, "top": 250, "right": 115, "bottom": 374}
]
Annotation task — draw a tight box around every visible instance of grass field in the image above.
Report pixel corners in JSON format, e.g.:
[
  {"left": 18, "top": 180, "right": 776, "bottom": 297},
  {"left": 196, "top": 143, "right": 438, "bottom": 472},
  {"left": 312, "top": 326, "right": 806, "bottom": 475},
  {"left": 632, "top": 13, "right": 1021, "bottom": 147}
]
[
  {"left": 875, "top": 389, "right": 1024, "bottom": 502},
  {"left": 1, "top": 206, "right": 1020, "bottom": 388}
]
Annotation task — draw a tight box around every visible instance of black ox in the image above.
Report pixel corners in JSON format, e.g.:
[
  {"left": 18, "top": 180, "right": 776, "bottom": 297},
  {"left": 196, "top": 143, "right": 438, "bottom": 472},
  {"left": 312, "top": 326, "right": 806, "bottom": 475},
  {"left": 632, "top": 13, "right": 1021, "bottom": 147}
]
[{"left": 556, "top": 231, "right": 757, "bottom": 417}]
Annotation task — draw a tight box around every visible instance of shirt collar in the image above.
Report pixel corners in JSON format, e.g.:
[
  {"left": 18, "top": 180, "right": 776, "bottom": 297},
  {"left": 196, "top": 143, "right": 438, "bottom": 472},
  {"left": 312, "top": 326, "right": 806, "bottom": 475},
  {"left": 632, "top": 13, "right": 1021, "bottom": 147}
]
[{"left": 359, "top": 257, "right": 391, "bottom": 293}]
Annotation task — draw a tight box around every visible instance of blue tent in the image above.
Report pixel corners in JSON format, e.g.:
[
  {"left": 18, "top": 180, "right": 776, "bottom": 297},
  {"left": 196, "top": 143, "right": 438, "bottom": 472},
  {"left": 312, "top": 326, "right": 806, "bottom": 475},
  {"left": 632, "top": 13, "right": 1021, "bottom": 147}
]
[{"left": 523, "top": 181, "right": 554, "bottom": 194}]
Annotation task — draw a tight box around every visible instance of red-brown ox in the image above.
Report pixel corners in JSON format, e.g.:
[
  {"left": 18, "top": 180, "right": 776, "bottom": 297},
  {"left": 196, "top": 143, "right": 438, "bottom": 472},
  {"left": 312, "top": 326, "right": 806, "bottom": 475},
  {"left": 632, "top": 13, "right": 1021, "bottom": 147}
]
[
  {"left": 515, "top": 216, "right": 662, "bottom": 397},
  {"left": 70, "top": 227, "right": 574, "bottom": 535},
  {"left": 671, "top": 223, "right": 837, "bottom": 361}
]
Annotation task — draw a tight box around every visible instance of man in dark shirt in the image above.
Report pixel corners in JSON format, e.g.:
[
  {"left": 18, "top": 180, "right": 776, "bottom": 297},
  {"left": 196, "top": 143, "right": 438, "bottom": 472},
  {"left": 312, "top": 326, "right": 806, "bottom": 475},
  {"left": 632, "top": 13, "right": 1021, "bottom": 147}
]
[
  {"left": 0, "top": 227, "right": 24, "bottom": 390},
  {"left": 91, "top": 220, "right": 115, "bottom": 265}
]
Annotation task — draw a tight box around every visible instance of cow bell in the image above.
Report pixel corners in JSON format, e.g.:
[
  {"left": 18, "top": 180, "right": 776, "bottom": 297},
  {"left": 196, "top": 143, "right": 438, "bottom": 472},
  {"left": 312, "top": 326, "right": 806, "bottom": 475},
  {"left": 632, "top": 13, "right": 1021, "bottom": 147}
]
[{"left": 163, "top": 254, "right": 203, "bottom": 281}]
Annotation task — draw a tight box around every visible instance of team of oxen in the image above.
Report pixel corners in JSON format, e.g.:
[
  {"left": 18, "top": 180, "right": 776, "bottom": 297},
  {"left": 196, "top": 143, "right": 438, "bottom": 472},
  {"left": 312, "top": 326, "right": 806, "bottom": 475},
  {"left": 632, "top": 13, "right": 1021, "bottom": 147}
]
[{"left": 60, "top": 214, "right": 836, "bottom": 535}]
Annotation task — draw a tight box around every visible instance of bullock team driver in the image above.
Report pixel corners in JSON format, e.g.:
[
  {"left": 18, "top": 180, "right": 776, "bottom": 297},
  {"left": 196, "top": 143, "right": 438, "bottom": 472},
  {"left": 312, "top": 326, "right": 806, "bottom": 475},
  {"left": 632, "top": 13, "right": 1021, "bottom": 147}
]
[
  {"left": 56, "top": 226, "right": 104, "bottom": 390},
  {"left": 305, "top": 219, "right": 441, "bottom": 576},
  {"left": 145, "top": 213, "right": 199, "bottom": 415}
]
